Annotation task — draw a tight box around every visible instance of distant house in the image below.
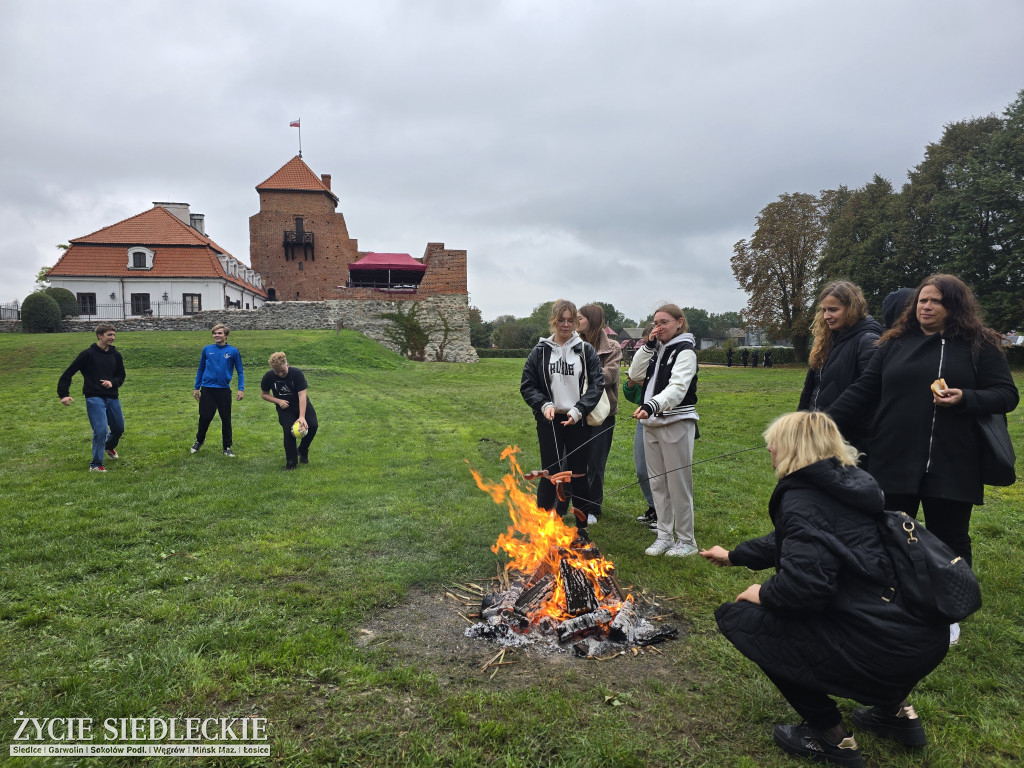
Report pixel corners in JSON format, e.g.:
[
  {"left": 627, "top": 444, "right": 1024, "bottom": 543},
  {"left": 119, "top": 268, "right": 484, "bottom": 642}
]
[{"left": 47, "top": 202, "right": 266, "bottom": 319}]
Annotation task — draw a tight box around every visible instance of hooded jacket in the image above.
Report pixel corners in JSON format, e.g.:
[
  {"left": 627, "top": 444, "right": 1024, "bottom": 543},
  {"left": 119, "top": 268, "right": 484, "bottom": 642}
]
[
  {"left": 799, "top": 315, "right": 883, "bottom": 454},
  {"left": 715, "top": 459, "right": 948, "bottom": 704},
  {"left": 520, "top": 333, "right": 604, "bottom": 425}
]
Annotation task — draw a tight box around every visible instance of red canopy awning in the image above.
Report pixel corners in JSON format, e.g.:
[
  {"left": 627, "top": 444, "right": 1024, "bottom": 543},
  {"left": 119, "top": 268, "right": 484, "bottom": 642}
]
[{"left": 349, "top": 252, "right": 426, "bottom": 273}]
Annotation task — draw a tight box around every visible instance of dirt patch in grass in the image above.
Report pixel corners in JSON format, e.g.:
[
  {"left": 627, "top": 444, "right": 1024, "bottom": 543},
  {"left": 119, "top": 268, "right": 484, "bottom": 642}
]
[{"left": 355, "top": 586, "right": 696, "bottom": 692}]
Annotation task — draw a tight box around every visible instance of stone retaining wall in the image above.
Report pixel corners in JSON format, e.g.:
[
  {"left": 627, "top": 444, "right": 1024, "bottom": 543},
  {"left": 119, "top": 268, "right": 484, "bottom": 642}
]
[{"left": 1, "top": 295, "right": 478, "bottom": 363}]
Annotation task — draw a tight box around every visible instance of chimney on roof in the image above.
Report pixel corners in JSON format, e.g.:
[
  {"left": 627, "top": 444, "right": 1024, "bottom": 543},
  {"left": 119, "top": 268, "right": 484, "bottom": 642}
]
[
  {"left": 153, "top": 202, "right": 191, "bottom": 224},
  {"left": 190, "top": 213, "right": 206, "bottom": 234},
  {"left": 321, "top": 174, "right": 332, "bottom": 191}
]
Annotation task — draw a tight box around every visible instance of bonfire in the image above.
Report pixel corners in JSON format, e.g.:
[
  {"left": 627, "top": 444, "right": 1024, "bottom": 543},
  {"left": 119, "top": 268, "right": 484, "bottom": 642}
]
[{"left": 467, "top": 446, "right": 677, "bottom": 657}]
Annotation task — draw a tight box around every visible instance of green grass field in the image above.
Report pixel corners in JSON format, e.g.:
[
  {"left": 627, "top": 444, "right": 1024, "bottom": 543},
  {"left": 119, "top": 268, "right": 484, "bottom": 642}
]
[{"left": 1, "top": 329, "right": 1021, "bottom": 767}]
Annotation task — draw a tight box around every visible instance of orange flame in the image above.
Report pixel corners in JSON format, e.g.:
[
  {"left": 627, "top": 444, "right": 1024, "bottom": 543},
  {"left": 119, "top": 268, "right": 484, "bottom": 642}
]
[{"left": 470, "top": 446, "right": 621, "bottom": 622}]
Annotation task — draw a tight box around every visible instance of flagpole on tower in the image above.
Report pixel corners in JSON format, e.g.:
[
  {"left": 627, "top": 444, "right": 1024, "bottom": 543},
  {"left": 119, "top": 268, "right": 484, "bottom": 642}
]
[{"left": 290, "top": 118, "right": 302, "bottom": 157}]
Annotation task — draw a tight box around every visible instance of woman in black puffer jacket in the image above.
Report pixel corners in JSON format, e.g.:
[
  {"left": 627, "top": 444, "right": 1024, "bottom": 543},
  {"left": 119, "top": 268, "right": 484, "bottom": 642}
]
[
  {"left": 798, "top": 281, "right": 882, "bottom": 460},
  {"left": 702, "top": 412, "right": 948, "bottom": 768}
]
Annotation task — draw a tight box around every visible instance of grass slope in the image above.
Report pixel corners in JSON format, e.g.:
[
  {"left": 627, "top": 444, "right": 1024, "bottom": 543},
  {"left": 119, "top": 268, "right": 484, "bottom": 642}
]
[{"left": 0, "top": 329, "right": 1021, "bottom": 767}]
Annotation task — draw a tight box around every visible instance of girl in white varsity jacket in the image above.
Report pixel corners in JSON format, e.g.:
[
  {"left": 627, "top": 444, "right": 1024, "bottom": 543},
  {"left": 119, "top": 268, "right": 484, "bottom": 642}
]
[
  {"left": 628, "top": 304, "right": 700, "bottom": 557},
  {"left": 520, "top": 299, "right": 604, "bottom": 528}
]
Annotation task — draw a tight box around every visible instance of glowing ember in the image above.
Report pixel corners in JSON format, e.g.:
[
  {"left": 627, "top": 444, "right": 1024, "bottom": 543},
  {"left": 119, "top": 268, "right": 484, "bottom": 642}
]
[{"left": 467, "top": 447, "right": 678, "bottom": 654}]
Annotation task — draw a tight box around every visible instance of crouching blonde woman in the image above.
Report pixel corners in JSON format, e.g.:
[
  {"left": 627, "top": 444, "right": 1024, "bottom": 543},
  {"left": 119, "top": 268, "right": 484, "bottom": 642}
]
[{"left": 701, "top": 412, "right": 948, "bottom": 767}]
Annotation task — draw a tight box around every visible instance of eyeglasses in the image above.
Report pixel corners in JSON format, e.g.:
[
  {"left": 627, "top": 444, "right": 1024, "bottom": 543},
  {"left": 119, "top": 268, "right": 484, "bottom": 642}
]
[{"left": 557, "top": 318, "right": 575, "bottom": 325}]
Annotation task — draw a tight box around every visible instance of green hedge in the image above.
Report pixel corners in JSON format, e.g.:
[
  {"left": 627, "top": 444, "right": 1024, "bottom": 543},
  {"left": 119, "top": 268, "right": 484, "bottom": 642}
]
[
  {"left": 475, "top": 348, "right": 533, "bottom": 358},
  {"left": 476, "top": 344, "right": 1024, "bottom": 368},
  {"left": 696, "top": 346, "right": 799, "bottom": 366}
]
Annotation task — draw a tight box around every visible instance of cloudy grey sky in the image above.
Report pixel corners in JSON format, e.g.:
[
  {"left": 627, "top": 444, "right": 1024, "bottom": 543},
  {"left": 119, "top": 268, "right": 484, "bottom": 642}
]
[{"left": 2, "top": 0, "right": 1022, "bottom": 322}]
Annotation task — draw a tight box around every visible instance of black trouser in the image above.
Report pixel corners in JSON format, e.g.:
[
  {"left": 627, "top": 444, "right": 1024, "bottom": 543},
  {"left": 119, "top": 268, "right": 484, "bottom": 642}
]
[
  {"left": 765, "top": 671, "right": 902, "bottom": 732},
  {"left": 885, "top": 493, "right": 974, "bottom": 567},
  {"left": 196, "top": 387, "right": 233, "bottom": 449},
  {"left": 586, "top": 415, "right": 615, "bottom": 519},
  {"left": 535, "top": 417, "right": 596, "bottom": 525},
  {"left": 278, "top": 407, "right": 318, "bottom": 466}
]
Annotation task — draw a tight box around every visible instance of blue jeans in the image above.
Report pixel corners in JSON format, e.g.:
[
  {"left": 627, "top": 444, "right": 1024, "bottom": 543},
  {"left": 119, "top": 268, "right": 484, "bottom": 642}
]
[
  {"left": 85, "top": 397, "right": 124, "bottom": 468},
  {"left": 634, "top": 420, "right": 654, "bottom": 508}
]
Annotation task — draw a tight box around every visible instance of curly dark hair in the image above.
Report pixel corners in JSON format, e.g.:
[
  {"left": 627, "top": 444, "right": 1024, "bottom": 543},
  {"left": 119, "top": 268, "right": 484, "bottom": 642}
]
[{"left": 879, "top": 274, "right": 1002, "bottom": 352}]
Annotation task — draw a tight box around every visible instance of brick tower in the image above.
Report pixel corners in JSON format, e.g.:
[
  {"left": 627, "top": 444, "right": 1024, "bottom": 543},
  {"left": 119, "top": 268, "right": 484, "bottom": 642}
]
[
  {"left": 250, "top": 155, "right": 469, "bottom": 302},
  {"left": 249, "top": 156, "right": 359, "bottom": 301}
]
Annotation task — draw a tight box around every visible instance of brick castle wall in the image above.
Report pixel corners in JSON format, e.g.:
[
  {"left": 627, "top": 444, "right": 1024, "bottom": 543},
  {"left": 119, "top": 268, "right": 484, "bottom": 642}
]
[{"left": 0, "top": 296, "right": 478, "bottom": 363}]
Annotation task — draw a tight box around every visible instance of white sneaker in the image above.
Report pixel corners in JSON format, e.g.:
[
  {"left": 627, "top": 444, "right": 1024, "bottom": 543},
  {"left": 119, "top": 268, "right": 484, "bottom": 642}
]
[
  {"left": 665, "top": 542, "right": 698, "bottom": 558},
  {"left": 645, "top": 538, "right": 673, "bottom": 556},
  {"left": 586, "top": 514, "right": 597, "bottom": 525},
  {"left": 949, "top": 622, "right": 960, "bottom": 646}
]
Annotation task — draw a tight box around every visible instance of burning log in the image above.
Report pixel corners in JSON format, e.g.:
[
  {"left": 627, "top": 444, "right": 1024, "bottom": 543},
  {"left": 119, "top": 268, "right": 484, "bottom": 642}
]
[
  {"left": 560, "top": 560, "right": 598, "bottom": 616},
  {"left": 557, "top": 608, "right": 613, "bottom": 643},
  {"left": 635, "top": 625, "right": 679, "bottom": 646},
  {"left": 481, "top": 581, "right": 525, "bottom": 620},
  {"left": 598, "top": 567, "right": 626, "bottom": 602},
  {"left": 607, "top": 598, "right": 639, "bottom": 643},
  {"left": 467, "top": 447, "right": 680, "bottom": 656},
  {"left": 513, "top": 573, "right": 556, "bottom": 618}
]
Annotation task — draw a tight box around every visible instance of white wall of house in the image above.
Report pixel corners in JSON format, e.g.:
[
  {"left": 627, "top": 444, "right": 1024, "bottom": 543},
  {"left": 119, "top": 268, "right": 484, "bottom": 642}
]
[{"left": 48, "top": 276, "right": 265, "bottom": 318}]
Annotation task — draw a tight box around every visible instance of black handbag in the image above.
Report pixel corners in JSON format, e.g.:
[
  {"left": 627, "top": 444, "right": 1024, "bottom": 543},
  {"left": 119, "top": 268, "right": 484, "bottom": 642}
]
[
  {"left": 879, "top": 510, "right": 982, "bottom": 623},
  {"left": 977, "top": 412, "right": 1016, "bottom": 486}
]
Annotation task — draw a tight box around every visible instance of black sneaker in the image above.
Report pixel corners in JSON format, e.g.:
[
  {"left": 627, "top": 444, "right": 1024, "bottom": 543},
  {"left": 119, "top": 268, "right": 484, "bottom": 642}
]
[
  {"left": 190, "top": 441, "right": 202, "bottom": 454},
  {"left": 298, "top": 454, "right": 308, "bottom": 464},
  {"left": 222, "top": 447, "right": 236, "bottom": 458},
  {"left": 773, "top": 724, "right": 863, "bottom": 767},
  {"left": 285, "top": 464, "right": 297, "bottom": 471},
  {"left": 635, "top": 506, "right": 656, "bottom": 524},
  {"left": 851, "top": 704, "right": 926, "bottom": 747}
]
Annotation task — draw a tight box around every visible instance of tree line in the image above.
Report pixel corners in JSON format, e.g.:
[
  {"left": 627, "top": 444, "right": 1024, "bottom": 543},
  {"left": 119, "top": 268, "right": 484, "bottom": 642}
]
[
  {"left": 732, "top": 89, "right": 1024, "bottom": 362},
  {"left": 470, "top": 302, "right": 742, "bottom": 349}
]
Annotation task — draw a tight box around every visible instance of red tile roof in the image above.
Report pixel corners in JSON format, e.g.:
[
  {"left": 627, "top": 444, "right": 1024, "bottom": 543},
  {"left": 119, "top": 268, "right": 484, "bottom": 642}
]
[
  {"left": 71, "top": 206, "right": 231, "bottom": 251},
  {"left": 256, "top": 155, "right": 338, "bottom": 200},
  {"left": 48, "top": 206, "right": 265, "bottom": 296}
]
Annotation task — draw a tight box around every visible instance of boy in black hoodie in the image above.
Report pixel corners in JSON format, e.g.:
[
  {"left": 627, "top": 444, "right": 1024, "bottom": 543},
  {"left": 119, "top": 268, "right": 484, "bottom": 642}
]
[{"left": 58, "top": 324, "right": 126, "bottom": 472}]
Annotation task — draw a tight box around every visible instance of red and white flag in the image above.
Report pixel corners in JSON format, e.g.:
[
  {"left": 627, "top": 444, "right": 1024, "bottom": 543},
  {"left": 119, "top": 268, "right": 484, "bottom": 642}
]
[{"left": 289, "top": 119, "right": 300, "bottom": 128}]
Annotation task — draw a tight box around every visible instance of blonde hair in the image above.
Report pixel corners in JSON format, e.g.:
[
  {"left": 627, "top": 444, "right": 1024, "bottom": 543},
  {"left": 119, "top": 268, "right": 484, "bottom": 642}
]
[
  {"left": 269, "top": 351, "right": 288, "bottom": 371},
  {"left": 763, "top": 411, "right": 859, "bottom": 479},
  {"left": 808, "top": 281, "right": 868, "bottom": 369},
  {"left": 548, "top": 299, "right": 578, "bottom": 334},
  {"left": 211, "top": 323, "right": 229, "bottom": 337}
]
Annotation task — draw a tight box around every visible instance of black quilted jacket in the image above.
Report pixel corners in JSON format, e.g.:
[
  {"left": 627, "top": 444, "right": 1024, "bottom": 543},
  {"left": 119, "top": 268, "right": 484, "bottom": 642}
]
[{"left": 715, "top": 459, "right": 948, "bottom": 704}]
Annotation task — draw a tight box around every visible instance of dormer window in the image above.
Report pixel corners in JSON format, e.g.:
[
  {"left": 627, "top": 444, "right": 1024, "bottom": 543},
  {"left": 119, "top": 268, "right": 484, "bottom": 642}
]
[{"left": 127, "top": 246, "right": 155, "bottom": 270}]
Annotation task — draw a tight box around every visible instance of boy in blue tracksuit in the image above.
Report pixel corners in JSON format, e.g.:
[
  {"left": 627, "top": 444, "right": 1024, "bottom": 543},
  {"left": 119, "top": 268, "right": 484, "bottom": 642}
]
[{"left": 191, "top": 324, "right": 244, "bottom": 456}]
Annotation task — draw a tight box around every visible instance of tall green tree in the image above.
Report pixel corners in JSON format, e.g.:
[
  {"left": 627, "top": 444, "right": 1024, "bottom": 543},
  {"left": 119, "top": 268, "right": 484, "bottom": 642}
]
[
  {"left": 468, "top": 306, "right": 493, "bottom": 348},
  {"left": 680, "top": 307, "right": 710, "bottom": 341},
  {"left": 820, "top": 177, "right": 913, "bottom": 316},
  {"left": 731, "top": 193, "right": 824, "bottom": 361},
  {"left": 708, "top": 311, "right": 742, "bottom": 340}
]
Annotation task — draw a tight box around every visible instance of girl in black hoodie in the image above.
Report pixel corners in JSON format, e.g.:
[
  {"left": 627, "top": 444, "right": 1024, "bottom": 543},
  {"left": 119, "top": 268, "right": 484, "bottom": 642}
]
[{"left": 798, "top": 281, "right": 882, "bottom": 460}]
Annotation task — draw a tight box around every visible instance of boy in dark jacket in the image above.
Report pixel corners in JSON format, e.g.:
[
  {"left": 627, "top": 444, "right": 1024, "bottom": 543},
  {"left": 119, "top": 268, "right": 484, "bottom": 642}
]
[{"left": 57, "top": 324, "right": 126, "bottom": 472}]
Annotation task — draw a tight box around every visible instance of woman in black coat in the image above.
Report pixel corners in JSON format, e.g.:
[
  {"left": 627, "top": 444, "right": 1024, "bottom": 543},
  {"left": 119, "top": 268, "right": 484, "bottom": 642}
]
[
  {"left": 798, "top": 281, "right": 882, "bottom": 459},
  {"left": 702, "top": 411, "right": 948, "bottom": 767},
  {"left": 828, "top": 275, "right": 1018, "bottom": 568},
  {"left": 520, "top": 299, "right": 604, "bottom": 529}
]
